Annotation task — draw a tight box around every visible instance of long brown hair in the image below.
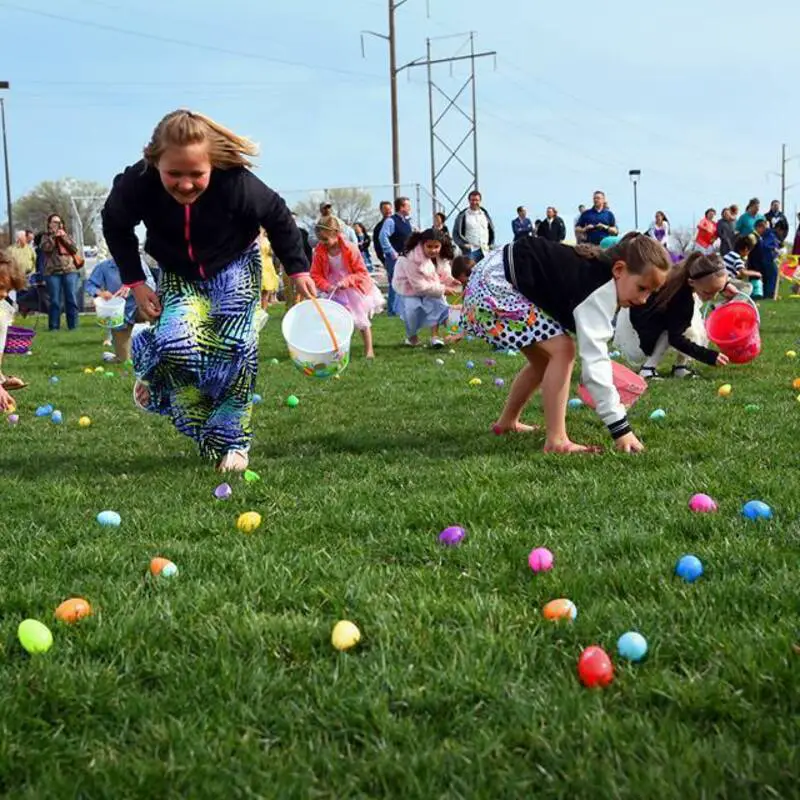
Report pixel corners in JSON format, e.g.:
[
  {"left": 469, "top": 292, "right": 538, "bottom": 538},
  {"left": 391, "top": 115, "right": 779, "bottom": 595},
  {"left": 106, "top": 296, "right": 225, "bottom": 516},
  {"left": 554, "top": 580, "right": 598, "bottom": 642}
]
[
  {"left": 143, "top": 109, "right": 259, "bottom": 169},
  {"left": 575, "top": 231, "right": 672, "bottom": 276},
  {"left": 653, "top": 251, "right": 726, "bottom": 309}
]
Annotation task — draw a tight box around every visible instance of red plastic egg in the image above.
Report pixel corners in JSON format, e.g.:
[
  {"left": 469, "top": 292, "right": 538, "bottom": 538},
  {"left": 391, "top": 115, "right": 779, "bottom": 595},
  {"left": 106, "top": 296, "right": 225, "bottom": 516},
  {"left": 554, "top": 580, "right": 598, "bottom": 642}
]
[{"left": 577, "top": 645, "right": 614, "bottom": 688}]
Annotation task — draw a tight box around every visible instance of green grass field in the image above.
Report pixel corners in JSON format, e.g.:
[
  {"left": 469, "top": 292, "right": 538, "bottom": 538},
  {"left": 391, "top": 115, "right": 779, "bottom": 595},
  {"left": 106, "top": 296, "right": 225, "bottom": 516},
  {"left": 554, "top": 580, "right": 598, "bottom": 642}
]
[{"left": 2, "top": 300, "right": 798, "bottom": 799}]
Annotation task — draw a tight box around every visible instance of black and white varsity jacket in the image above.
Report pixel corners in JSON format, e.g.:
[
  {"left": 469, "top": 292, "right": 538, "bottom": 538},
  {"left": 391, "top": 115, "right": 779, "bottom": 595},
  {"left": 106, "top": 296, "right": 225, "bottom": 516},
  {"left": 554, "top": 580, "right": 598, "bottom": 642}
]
[{"left": 504, "top": 237, "right": 631, "bottom": 440}]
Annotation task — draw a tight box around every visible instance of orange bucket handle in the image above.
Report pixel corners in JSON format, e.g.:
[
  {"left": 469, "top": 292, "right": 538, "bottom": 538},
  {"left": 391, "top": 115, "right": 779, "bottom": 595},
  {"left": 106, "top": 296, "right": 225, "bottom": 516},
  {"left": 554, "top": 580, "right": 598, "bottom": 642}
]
[{"left": 308, "top": 295, "right": 340, "bottom": 352}]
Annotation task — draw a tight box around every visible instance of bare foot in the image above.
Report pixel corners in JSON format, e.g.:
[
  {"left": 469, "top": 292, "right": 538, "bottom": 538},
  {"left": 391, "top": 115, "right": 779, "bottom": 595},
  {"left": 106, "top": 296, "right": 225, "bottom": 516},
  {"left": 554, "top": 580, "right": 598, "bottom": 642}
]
[
  {"left": 492, "top": 421, "right": 541, "bottom": 435},
  {"left": 217, "top": 450, "right": 249, "bottom": 473},
  {"left": 543, "top": 439, "right": 603, "bottom": 454}
]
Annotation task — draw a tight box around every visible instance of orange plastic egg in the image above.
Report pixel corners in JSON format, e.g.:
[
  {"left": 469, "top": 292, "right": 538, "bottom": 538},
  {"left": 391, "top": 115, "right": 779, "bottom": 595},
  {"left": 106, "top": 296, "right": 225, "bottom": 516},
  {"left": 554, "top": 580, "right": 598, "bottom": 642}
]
[
  {"left": 792, "top": 378, "right": 800, "bottom": 391},
  {"left": 542, "top": 598, "right": 578, "bottom": 622},
  {"left": 55, "top": 597, "right": 92, "bottom": 624},
  {"left": 149, "top": 557, "right": 177, "bottom": 576}
]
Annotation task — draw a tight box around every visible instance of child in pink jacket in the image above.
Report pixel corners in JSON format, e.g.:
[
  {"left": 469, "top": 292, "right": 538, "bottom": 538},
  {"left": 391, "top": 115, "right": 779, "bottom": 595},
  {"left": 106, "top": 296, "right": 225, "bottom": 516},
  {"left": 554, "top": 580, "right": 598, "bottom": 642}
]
[{"left": 392, "top": 229, "right": 460, "bottom": 347}]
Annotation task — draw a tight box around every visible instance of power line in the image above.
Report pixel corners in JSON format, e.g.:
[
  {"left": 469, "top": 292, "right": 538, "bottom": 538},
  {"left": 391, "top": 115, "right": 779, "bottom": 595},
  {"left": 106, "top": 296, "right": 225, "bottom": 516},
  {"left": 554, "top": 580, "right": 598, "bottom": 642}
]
[{"left": 0, "top": 2, "right": 385, "bottom": 83}]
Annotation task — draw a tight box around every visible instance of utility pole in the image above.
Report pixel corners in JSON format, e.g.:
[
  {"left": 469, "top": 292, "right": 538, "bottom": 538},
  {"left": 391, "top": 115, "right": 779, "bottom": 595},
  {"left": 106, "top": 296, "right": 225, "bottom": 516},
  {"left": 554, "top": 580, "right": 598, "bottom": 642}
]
[
  {"left": 362, "top": 0, "right": 410, "bottom": 192},
  {"left": 772, "top": 143, "right": 798, "bottom": 212},
  {"left": 406, "top": 34, "right": 496, "bottom": 220},
  {"left": 0, "top": 81, "right": 12, "bottom": 240}
]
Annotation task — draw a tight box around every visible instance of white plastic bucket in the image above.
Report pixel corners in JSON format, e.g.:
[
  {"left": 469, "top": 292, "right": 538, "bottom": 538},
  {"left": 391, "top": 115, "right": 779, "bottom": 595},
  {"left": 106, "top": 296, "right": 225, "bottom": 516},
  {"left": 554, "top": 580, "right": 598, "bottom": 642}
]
[
  {"left": 94, "top": 295, "right": 126, "bottom": 329},
  {"left": 281, "top": 298, "right": 354, "bottom": 378},
  {"left": 447, "top": 305, "right": 462, "bottom": 329}
]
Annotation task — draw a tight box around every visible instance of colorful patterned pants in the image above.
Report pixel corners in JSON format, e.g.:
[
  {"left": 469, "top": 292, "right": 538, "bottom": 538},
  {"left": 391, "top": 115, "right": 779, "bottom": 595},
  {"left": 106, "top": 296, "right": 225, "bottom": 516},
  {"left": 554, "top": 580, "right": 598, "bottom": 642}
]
[{"left": 133, "top": 245, "right": 260, "bottom": 461}]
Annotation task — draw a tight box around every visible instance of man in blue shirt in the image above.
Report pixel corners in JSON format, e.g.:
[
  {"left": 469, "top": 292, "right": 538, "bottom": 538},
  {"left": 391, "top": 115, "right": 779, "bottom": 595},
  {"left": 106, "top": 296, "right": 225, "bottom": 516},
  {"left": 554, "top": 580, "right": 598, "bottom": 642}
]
[
  {"left": 379, "top": 196, "right": 414, "bottom": 316},
  {"left": 576, "top": 191, "right": 618, "bottom": 246},
  {"left": 511, "top": 206, "right": 533, "bottom": 240}
]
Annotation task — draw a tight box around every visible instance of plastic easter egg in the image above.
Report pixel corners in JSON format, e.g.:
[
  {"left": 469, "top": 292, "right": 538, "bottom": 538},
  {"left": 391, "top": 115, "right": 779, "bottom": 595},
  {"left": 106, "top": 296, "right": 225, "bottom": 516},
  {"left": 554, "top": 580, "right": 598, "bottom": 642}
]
[
  {"left": 237, "top": 511, "right": 262, "bottom": 533},
  {"left": 102, "top": 352, "right": 116, "bottom": 363},
  {"left": 568, "top": 398, "right": 583, "bottom": 409},
  {"left": 83, "top": 367, "right": 94, "bottom": 375},
  {"left": 793, "top": 378, "right": 800, "bottom": 391},
  {"left": 744, "top": 404, "right": 760, "bottom": 413},
  {"left": 688, "top": 493, "right": 717, "bottom": 513},
  {"left": 94, "top": 366, "right": 104, "bottom": 374},
  {"left": 18, "top": 619, "right": 53, "bottom": 654},
  {"left": 610, "top": 350, "right": 621, "bottom": 359},
  {"left": 7, "top": 413, "right": 19, "bottom": 425},
  {"left": 331, "top": 620, "right": 361, "bottom": 651},
  {"left": 528, "top": 547, "right": 554, "bottom": 573},
  {"left": 150, "top": 557, "right": 178, "bottom": 577},
  {"left": 465, "top": 361, "right": 475, "bottom": 370},
  {"left": 675, "top": 554, "right": 703, "bottom": 582},
  {"left": 485, "top": 358, "right": 496, "bottom": 367},
  {"left": 103, "top": 371, "right": 115, "bottom": 378},
  {"left": 96, "top": 510, "right": 121, "bottom": 527},
  {"left": 718, "top": 384, "right": 732, "bottom": 397},
  {"left": 252, "top": 393, "right": 262, "bottom": 404},
  {"left": 494, "top": 378, "right": 505, "bottom": 387},
  {"left": 542, "top": 598, "right": 577, "bottom": 622},
  {"left": 285, "top": 395, "right": 299, "bottom": 408},
  {"left": 35, "top": 404, "right": 53, "bottom": 417},
  {"left": 79, "top": 416, "right": 91, "bottom": 427},
  {"left": 438, "top": 525, "right": 466, "bottom": 546},
  {"left": 786, "top": 350, "right": 797, "bottom": 359},
  {"left": 55, "top": 597, "right": 92, "bottom": 624},
  {"left": 578, "top": 646, "right": 614, "bottom": 687},
  {"left": 448, "top": 349, "right": 456, "bottom": 355},
  {"left": 650, "top": 408, "right": 666, "bottom": 420},
  {"left": 469, "top": 378, "right": 482, "bottom": 386},
  {"left": 243, "top": 469, "right": 261, "bottom": 483},
  {"left": 214, "top": 482, "right": 232, "bottom": 500},
  {"left": 742, "top": 500, "right": 772, "bottom": 520},
  {"left": 617, "top": 631, "right": 648, "bottom": 662},
  {"left": 51, "top": 410, "right": 63, "bottom": 424},
  {"left": 435, "top": 358, "right": 445, "bottom": 366},
  {"left": 49, "top": 376, "right": 59, "bottom": 384},
  {"left": 269, "top": 358, "right": 279, "bottom": 366}
]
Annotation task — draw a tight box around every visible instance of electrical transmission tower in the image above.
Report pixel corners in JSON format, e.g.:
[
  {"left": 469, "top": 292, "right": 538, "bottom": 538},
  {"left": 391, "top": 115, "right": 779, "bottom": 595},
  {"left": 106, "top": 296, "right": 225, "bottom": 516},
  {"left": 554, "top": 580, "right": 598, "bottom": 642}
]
[{"left": 405, "top": 33, "right": 496, "bottom": 220}]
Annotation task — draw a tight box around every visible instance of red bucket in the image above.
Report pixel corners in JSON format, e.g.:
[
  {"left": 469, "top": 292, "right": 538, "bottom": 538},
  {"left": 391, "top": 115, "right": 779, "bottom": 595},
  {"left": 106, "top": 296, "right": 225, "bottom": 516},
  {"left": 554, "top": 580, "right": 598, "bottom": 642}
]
[
  {"left": 578, "top": 360, "right": 648, "bottom": 409},
  {"left": 705, "top": 298, "right": 760, "bottom": 364}
]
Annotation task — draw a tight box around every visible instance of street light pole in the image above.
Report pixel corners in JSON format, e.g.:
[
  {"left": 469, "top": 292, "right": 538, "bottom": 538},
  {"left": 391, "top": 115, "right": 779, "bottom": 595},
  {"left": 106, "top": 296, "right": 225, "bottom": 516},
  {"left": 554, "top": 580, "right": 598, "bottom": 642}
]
[
  {"left": 628, "top": 169, "right": 641, "bottom": 231},
  {"left": 0, "top": 81, "right": 12, "bottom": 240}
]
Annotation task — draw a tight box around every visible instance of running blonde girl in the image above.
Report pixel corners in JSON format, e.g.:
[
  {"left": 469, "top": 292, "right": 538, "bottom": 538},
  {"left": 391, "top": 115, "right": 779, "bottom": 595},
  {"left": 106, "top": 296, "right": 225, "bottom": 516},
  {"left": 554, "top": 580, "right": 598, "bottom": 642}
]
[
  {"left": 102, "top": 109, "right": 314, "bottom": 472},
  {"left": 462, "top": 233, "right": 671, "bottom": 453}
]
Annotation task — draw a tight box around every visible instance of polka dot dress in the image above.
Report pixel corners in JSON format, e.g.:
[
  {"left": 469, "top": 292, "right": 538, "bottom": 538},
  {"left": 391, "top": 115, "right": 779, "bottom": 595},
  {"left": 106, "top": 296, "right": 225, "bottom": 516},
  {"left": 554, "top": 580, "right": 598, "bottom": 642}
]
[{"left": 462, "top": 248, "right": 565, "bottom": 350}]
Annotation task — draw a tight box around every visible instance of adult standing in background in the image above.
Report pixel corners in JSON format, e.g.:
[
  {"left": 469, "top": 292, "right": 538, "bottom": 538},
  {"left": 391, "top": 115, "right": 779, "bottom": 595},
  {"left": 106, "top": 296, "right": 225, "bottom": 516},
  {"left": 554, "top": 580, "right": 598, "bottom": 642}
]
[
  {"left": 9, "top": 230, "right": 36, "bottom": 276},
  {"left": 452, "top": 190, "right": 495, "bottom": 261},
  {"left": 512, "top": 206, "right": 533, "bottom": 241},
  {"left": 735, "top": 198, "right": 761, "bottom": 237},
  {"left": 646, "top": 211, "right": 670, "bottom": 249},
  {"left": 716, "top": 208, "right": 736, "bottom": 255},
  {"left": 310, "top": 202, "right": 358, "bottom": 247},
  {"left": 39, "top": 213, "right": 81, "bottom": 331},
  {"left": 536, "top": 207, "right": 566, "bottom": 242},
  {"left": 575, "top": 191, "right": 618, "bottom": 246},
  {"left": 433, "top": 211, "right": 455, "bottom": 256},
  {"left": 372, "top": 200, "right": 392, "bottom": 269},
  {"left": 765, "top": 199, "right": 788, "bottom": 231},
  {"left": 379, "top": 196, "right": 414, "bottom": 316}
]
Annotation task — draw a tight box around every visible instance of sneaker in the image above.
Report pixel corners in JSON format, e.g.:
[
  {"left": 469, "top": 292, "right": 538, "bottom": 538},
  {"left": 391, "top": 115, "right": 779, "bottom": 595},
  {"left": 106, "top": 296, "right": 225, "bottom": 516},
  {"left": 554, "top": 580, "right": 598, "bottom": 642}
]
[
  {"left": 404, "top": 338, "right": 418, "bottom": 347},
  {"left": 431, "top": 337, "right": 445, "bottom": 349},
  {"left": 671, "top": 365, "right": 697, "bottom": 379},
  {"left": 639, "top": 366, "right": 662, "bottom": 381}
]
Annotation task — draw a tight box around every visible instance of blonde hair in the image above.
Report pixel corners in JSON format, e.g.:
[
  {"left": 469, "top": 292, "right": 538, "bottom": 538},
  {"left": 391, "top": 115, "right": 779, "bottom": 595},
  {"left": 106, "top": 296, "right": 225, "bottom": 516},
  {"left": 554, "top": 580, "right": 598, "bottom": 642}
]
[
  {"left": 0, "top": 249, "right": 28, "bottom": 291},
  {"left": 143, "top": 109, "right": 259, "bottom": 169},
  {"left": 315, "top": 216, "right": 341, "bottom": 236}
]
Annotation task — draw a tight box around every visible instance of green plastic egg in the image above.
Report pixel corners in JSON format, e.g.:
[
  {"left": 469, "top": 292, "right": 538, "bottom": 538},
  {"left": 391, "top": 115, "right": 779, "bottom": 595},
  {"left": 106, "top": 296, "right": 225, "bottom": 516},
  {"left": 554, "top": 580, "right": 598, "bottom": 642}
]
[{"left": 18, "top": 619, "right": 54, "bottom": 654}]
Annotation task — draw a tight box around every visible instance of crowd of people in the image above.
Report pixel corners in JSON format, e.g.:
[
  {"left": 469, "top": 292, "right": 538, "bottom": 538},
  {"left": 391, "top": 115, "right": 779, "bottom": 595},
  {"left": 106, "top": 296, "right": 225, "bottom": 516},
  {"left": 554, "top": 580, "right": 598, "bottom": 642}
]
[{"left": 1, "top": 107, "right": 798, "bottom": 467}]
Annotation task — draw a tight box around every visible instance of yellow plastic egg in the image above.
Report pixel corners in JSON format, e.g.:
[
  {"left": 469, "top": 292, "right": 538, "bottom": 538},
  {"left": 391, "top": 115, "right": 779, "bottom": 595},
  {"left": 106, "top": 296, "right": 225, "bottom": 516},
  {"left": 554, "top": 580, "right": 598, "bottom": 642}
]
[
  {"left": 78, "top": 416, "right": 92, "bottom": 427},
  {"left": 94, "top": 366, "right": 105, "bottom": 373},
  {"left": 83, "top": 367, "right": 94, "bottom": 375},
  {"left": 331, "top": 620, "right": 361, "bottom": 651},
  {"left": 469, "top": 378, "right": 482, "bottom": 387},
  {"left": 237, "top": 511, "right": 262, "bottom": 533},
  {"left": 18, "top": 619, "right": 54, "bottom": 654},
  {"left": 718, "top": 384, "right": 732, "bottom": 397},
  {"left": 786, "top": 350, "right": 797, "bottom": 359}
]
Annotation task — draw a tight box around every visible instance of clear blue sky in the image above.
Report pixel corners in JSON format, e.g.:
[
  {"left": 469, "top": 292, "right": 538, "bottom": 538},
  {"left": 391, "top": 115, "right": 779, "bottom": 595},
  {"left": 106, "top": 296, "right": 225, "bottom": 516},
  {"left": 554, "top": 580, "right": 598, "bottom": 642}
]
[{"left": 2, "top": 0, "right": 798, "bottom": 235}]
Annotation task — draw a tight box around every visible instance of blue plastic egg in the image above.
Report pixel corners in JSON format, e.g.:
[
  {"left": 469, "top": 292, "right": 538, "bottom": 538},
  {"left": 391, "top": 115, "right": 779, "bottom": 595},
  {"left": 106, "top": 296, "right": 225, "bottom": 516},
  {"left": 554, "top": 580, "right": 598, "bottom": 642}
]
[
  {"left": 568, "top": 398, "right": 583, "bottom": 409},
  {"left": 96, "top": 510, "right": 121, "bottom": 527},
  {"left": 675, "top": 554, "right": 703, "bottom": 582},
  {"left": 35, "top": 404, "right": 54, "bottom": 417},
  {"left": 51, "top": 410, "right": 63, "bottom": 424},
  {"left": 252, "top": 394, "right": 262, "bottom": 404},
  {"left": 617, "top": 631, "right": 648, "bottom": 662},
  {"left": 742, "top": 500, "right": 772, "bottom": 521},
  {"left": 465, "top": 361, "right": 475, "bottom": 370},
  {"left": 650, "top": 408, "right": 666, "bottom": 420},
  {"left": 49, "top": 376, "right": 60, "bottom": 384},
  {"left": 610, "top": 350, "right": 621, "bottom": 359}
]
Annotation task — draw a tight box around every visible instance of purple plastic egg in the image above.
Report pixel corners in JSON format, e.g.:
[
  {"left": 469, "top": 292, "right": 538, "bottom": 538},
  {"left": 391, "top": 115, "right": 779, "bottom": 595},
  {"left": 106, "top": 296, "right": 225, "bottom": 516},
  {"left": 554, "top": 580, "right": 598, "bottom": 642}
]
[
  {"left": 485, "top": 358, "right": 496, "bottom": 367},
  {"left": 438, "top": 526, "right": 466, "bottom": 546},
  {"left": 214, "top": 483, "right": 233, "bottom": 500},
  {"left": 494, "top": 378, "right": 505, "bottom": 388}
]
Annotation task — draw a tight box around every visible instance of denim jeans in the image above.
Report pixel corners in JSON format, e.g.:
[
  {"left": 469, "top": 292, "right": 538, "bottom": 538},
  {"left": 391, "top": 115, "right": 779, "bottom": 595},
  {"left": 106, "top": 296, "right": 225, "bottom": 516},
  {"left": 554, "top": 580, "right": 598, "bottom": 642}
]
[
  {"left": 45, "top": 272, "right": 80, "bottom": 330},
  {"left": 384, "top": 253, "right": 398, "bottom": 315},
  {"left": 464, "top": 247, "right": 486, "bottom": 263}
]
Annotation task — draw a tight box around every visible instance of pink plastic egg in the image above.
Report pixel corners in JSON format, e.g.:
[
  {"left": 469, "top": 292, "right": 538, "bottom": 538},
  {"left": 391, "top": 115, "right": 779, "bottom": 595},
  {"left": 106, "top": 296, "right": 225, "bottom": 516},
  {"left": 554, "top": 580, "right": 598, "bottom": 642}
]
[
  {"left": 528, "top": 547, "right": 554, "bottom": 573},
  {"left": 688, "top": 493, "right": 717, "bottom": 513}
]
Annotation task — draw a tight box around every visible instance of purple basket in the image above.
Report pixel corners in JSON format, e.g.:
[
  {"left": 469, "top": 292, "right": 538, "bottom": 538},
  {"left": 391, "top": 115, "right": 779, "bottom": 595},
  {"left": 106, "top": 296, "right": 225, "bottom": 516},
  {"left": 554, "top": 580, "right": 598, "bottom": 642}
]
[{"left": 4, "top": 325, "right": 36, "bottom": 355}]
